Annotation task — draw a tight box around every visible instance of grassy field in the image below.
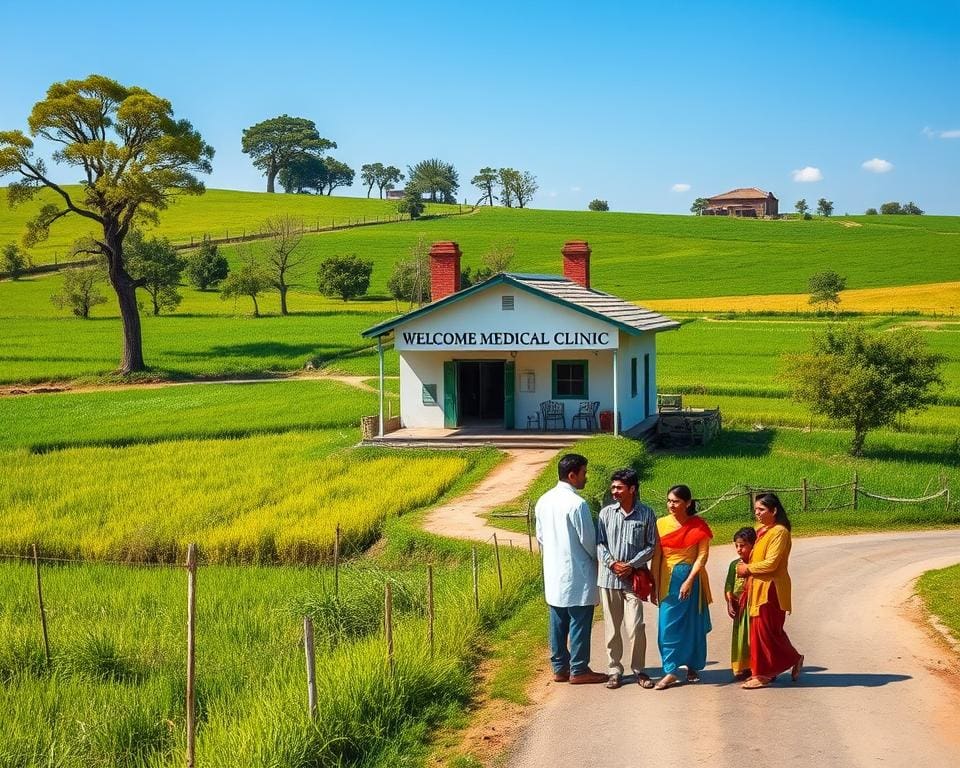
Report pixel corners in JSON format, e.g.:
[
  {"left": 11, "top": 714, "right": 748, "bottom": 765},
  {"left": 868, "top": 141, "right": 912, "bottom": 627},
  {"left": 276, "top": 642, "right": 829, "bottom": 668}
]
[
  {"left": 0, "top": 528, "right": 540, "bottom": 767},
  {"left": 916, "top": 563, "right": 960, "bottom": 645},
  {"left": 0, "top": 186, "right": 459, "bottom": 265}
]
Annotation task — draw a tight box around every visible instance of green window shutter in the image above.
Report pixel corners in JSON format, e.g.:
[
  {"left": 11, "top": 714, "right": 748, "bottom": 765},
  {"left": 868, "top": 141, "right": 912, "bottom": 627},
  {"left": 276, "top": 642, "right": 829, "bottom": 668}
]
[
  {"left": 443, "top": 361, "right": 457, "bottom": 428},
  {"left": 503, "top": 360, "right": 515, "bottom": 430}
]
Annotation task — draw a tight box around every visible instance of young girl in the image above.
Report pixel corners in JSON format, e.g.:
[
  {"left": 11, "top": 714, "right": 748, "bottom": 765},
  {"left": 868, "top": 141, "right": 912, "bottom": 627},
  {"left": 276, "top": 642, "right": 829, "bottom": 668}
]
[{"left": 725, "top": 527, "right": 757, "bottom": 680}]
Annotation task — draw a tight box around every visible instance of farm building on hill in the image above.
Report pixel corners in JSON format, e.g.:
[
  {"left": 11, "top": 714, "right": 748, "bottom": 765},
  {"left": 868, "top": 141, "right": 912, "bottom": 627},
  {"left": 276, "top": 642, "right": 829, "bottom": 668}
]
[
  {"left": 704, "top": 188, "right": 779, "bottom": 217},
  {"left": 361, "top": 241, "right": 680, "bottom": 439}
]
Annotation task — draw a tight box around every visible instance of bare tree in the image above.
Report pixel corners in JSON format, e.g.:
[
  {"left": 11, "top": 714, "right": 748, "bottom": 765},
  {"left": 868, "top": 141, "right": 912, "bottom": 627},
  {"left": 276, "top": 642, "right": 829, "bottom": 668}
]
[{"left": 263, "top": 215, "right": 307, "bottom": 315}]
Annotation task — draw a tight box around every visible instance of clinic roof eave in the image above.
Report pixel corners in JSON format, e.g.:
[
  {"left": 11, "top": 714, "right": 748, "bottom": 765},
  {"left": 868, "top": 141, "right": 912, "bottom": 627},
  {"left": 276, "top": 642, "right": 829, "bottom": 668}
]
[{"left": 361, "top": 273, "right": 680, "bottom": 339}]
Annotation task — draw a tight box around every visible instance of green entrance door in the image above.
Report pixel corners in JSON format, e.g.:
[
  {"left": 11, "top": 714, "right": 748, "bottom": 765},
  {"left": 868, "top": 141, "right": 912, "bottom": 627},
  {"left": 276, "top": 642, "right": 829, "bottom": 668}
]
[{"left": 443, "top": 361, "right": 457, "bottom": 428}]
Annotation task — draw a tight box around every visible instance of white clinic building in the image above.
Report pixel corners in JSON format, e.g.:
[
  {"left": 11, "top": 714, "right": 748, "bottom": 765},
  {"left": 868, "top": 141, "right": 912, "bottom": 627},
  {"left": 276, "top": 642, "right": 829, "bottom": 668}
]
[{"left": 362, "top": 240, "right": 679, "bottom": 437}]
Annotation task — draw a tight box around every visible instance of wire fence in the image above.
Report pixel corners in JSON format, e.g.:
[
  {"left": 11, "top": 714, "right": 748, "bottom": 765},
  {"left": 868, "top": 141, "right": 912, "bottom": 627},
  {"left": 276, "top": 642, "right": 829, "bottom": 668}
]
[{"left": 0, "top": 525, "right": 528, "bottom": 767}]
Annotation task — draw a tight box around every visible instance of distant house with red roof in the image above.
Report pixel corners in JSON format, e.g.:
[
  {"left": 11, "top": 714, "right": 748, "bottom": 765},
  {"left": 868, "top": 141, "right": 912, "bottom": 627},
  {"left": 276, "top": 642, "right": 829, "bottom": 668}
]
[{"left": 704, "top": 188, "right": 779, "bottom": 218}]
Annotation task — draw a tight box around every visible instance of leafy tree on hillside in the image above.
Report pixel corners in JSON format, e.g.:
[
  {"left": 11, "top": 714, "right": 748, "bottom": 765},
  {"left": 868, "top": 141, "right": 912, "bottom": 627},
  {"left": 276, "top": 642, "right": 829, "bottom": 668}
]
[
  {"left": 50, "top": 265, "right": 108, "bottom": 318},
  {"left": 360, "top": 163, "right": 381, "bottom": 197},
  {"left": 497, "top": 168, "right": 538, "bottom": 208},
  {"left": 588, "top": 199, "right": 610, "bottom": 211},
  {"left": 2, "top": 242, "right": 31, "bottom": 278},
  {"left": 816, "top": 198, "right": 834, "bottom": 217},
  {"left": 408, "top": 158, "right": 459, "bottom": 203},
  {"left": 865, "top": 207, "right": 878, "bottom": 215},
  {"left": 902, "top": 201, "right": 924, "bottom": 215},
  {"left": 375, "top": 165, "right": 403, "bottom": 199},
  {"left": 880, "top": 201, "right": 901, "bottom": 215},
  {"left": 388, "top": 235, "right": 430, "bottom": 308},
  {"left": 126, "top": 231, "right": 185, "bottom": 316},
  {"left": 0, "top": 74, "right": 213, "bottom": 373},
  {"left": 279, "top": 153, "right": 327, "bottom": 194},
  {"left": 263, "top": 215, "right": 306, "bottom": 315},
  {"left": 795, "top": 199, "right": 809, "bottom": 217},
  {"left": 317, "top": 253, "right": 373, "bottom": 301},
  {"left": 220, "top": 253, "right": 272, "bottom": 317},
  {"left": 397, "top": 186, "right": 426, "bottom": 219},
  {"left": 690, "top": 198, "right": 709, "bottom": 215},
  {"left": 472, "top": 167, "right": 498, "bottom": 206},
  {"left": 241, "top": 115, "right": 335, "bottom": 193},
  {"left": 317, "top": 158, "right": 355, "bottom": 195},
  {"left": 185, "top": 238, "right": 229, "bottom": 290},
  {"left": 786, "top": 324, "right": 943, "bottom": 456},
  {"left": 460, "top": 242, "right": 516, "bottom": 288},
  {"left": 807, "top": 270, "right": 846, "bottom": 311}
]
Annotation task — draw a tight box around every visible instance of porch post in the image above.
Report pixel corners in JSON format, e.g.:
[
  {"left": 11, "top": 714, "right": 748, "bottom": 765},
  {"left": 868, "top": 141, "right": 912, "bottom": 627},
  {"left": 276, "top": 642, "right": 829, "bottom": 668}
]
[
  {"left": 378, "top": 335, "right": 385, "bottom": 438},
  {"left": 612, "top": 348, "right": 619, "bottom": 437}
]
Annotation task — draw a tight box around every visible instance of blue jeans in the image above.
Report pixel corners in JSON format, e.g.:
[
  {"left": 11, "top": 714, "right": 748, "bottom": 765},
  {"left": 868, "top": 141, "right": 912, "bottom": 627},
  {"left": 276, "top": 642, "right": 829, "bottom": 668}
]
[{"left": 548, "top": 604, "right": 595, "bottom": 675}]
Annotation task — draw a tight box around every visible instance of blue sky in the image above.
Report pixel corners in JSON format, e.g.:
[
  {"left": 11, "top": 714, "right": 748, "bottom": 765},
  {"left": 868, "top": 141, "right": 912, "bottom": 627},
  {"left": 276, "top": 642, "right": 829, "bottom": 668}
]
[{"left": 2, "top": 0, "right": 958, "bottom": 214}]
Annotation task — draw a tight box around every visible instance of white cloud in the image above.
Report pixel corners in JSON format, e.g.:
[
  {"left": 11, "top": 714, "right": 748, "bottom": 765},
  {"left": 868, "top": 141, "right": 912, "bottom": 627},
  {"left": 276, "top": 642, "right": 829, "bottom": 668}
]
[
  {"left": 922, "top": 126, "right": 960, "bottom": 139},
  {"left": 671, "top": 183, "right": 691, "bottom": 192},
  {"left": 791, "top": 166, "right": 823, "bottom": 183},
  {"left": 862, "top": 158, "right": 893, "bottom": 174},
  {"left": 570, "top": 186, "right": 582, "bottom": 193}
]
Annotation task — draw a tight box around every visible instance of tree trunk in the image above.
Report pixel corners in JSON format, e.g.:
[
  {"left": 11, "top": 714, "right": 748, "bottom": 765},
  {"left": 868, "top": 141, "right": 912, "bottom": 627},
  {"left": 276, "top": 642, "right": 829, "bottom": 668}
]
[
  {"left": 266, "top": 165, "right": 277, "bottom": 193},
  {"left": 279, "top": 284, "right": 288, "bottom": 316},
  {"left": 112, "top": 270, "right": 146, "bottom": 373},
  {"left": 850, "top": 425, "right": 867, "bottom": 457},
  {"left": 152, "top": 292, "right": 160, "bottom": 316},
  {"left": 251, "top": 294, "right": 260, "bottom": 317}
]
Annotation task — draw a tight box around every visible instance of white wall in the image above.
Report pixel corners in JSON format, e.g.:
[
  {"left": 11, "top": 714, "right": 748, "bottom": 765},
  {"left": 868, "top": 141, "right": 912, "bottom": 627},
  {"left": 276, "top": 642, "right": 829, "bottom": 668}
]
[{"left": 615, "top": 331, "right": 658, "bottom": 431}]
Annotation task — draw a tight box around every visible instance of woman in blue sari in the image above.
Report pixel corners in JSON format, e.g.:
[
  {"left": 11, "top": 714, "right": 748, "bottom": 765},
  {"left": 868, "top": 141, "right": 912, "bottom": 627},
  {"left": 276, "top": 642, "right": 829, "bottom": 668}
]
[{"left": 652, "top": 484, "right": 713, "bottom": 689}]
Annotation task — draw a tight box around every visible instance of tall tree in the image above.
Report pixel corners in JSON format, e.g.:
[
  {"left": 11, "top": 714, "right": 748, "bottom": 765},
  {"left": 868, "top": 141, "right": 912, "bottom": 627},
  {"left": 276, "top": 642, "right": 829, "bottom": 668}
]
[
  {"left": 375, "top": 165, "right": 403, "bottom": 198},
  {"left": 278, "top": 153, "right": 327, "bottom": 194},
  {"left": 126, "top": 231, "right": 185, "bottom": 316},
  {"left": 690, "top": 197, "right": 709, "bottom": 215},
  {"left": 497, "top": 168, "right": 519, "bottom": 207},
  {"left": 472, "top": 167, "right": 498, "bottom": 206},
  {"left": 408, "top": 158, "right": 459, "bottom": 203},
  {"left": 241, "top": 115, "right": 335, "bottom": 193},
  {"left": 786, "top": 325, "right": 943, "bottom": 456},
  {"left": 816, "top": 198, "right": 834, "bottom": 217},
  {"left": 263, "top": 215, "right": 306, "bottom": 315},
  {"left": 360, "top": 162, "right": 382, "bottom": 197},
  {"left": 0, "top": 74, "right": 213, "bottom": 373},
  {"left": 513, "top": 171, "right": 538, "bottom": 208},
  {"left": 795, "top": 199, "right": 809, "bottom": 217},
  {"left": 318, "top": 157, "right": 354, "bottom": 195}
]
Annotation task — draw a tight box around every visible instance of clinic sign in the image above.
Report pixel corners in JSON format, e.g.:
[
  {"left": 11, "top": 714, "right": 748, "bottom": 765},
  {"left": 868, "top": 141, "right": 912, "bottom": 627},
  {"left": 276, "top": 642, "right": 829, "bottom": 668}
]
[{"left": 396, "top": 328, "right": 617, "bottom": 350}]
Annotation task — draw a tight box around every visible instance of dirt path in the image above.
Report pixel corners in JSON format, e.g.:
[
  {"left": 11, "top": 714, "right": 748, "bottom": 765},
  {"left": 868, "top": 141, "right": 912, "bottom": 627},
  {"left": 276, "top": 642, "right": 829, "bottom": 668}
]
[
  {"left": 1, "top": 372, "right": 395, "bottom": 397},
  {"left": 506, "top": 529, "right": 960, "bottom": 768},
  {"left": 422, "top": 449, "right": 556, "bottom": 547}
]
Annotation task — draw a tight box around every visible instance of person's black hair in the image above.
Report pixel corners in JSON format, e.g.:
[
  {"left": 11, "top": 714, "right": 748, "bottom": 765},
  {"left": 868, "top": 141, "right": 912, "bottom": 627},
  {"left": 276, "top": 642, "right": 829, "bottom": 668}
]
[
  {"left": 754, "top": 492, "right": 792, "bottom": 531},
  {"left": 734, "top": 527, "right": 757, "bottom": 545},
  {"left": 610, "top": 468, "right": 639, "bottom": 492},
  {"left": 667, "top": 484, "right": 698, "bottom": 515},
  {"left": 557, "top": 453, "right": 588, "bottom": 482}
]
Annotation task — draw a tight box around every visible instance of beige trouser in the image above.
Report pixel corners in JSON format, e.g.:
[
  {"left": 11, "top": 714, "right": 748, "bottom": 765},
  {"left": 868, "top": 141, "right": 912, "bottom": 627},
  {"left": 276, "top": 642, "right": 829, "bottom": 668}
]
[{"left": 601, "top": 587, "right": 647, "bottom": 675}]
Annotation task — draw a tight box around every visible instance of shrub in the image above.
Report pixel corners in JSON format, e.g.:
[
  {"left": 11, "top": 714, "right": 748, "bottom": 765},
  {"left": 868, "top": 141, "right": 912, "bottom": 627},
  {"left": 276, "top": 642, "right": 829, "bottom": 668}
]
[
  {"left": 317, "top": 253, "right": 373, "bottom": 301},
  {"left": 2, "top": 243, "right": 31, "bottom": 278},
  {"left": 50, "top": 265, "right": 108, "bottom": 318},
  {"left": 185, "top": 238, "right": 229, "bottom": 290}
]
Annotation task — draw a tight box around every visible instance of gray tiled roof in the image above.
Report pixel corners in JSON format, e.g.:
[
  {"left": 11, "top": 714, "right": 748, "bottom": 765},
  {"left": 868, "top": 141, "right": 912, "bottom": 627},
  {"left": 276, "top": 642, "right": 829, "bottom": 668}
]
[{"left": 508, "top": 274, "right": 681, "bottom": 333}]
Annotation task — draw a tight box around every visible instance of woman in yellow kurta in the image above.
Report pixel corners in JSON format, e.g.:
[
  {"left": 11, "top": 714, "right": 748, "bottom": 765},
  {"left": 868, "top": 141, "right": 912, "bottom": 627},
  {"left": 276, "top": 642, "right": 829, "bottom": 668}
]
[
  {"left": 652, "top": 484, "right": 713, "bottom": 690},
  {"left": 736, "top": 492, "right": 803, "bottom": 689}
]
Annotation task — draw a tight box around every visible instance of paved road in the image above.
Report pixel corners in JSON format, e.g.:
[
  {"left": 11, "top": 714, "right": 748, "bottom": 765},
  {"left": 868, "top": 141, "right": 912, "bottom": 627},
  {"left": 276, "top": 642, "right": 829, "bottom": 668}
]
[{"left": 506, "top": 530, "right": 960, "bottom": 768}]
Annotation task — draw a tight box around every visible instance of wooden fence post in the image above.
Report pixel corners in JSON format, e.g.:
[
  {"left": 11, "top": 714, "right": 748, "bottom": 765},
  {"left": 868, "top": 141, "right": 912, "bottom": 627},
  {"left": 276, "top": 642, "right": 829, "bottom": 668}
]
[
  {"left": 852, "top": 472, "right": 859, "bottom": 510},
  {"left": 385, "top": 581, "right": 395, "bottom": 676},
  {"left": 334, "top": 523, "right": 341, "bottom": 598},
  {"left": 801, "top": 478, "right": 808, "bottom": 512},
  {"left": 32, "top": 545, "right": 51, "bottom": 666},
  {"left": 303, "top": 617, "right": 317, "bottom": 720},
  {"left": 472, "top": 546, "right": 480, "bottom": 614},
  {"left": 427, "top": 565, "right": 435, "bottom": 658},
  {"left": 185, "top": 543, "right": 197, "bottom": 768},
  {"left": 493, "top": 533, "right": 503, "bottom": 592}
]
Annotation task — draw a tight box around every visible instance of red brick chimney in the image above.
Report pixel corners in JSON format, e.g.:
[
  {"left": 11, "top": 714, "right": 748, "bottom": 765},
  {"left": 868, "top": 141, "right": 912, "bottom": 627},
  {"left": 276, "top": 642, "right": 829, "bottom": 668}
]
[
  {"left": 429, "top": 241, "right": 462, "bottom": 301},
  {"left": 562, "top": 241, "right": 591, "bottom": 289}
]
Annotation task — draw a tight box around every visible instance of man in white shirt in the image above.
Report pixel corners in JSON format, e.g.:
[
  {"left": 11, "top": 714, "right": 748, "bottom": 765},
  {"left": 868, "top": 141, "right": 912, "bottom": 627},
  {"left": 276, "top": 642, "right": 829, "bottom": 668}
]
[{"left": 535, "top": 453, "right": 607, "bottom": 684}]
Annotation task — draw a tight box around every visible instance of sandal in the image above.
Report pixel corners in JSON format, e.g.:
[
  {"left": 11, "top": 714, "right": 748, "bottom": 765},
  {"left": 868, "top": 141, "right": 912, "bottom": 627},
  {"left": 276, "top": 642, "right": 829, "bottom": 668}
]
[
  {"left": 686, "top": 670, "right": 701, "bottom": 683},
  {"left": 605, "top": 674, "right": 622, "bottom": 689},
  {"left": 636, "top": 673, "right": 655, "bottom": 689},
  {"left": 791, "top": 655, "right": 804, "bottom": 683},
  {"left": 654, "top": 674, "right": 680, "bottom": 690},
  {"left": 741, "top": 676, "right": 772, "bottom": 689}
]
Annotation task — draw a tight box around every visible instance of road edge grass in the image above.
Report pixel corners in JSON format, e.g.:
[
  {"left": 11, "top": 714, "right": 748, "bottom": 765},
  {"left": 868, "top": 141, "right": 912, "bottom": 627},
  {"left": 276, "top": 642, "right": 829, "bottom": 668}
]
[{"left": 916, "top": 563, "right": 960, "bottom": 651}]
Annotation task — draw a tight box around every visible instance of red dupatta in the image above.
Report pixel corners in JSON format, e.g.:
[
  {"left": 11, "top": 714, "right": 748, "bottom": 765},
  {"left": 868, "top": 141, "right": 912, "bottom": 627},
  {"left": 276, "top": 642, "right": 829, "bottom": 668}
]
[{"left": 659, "top": 515, "right": 713, "bottom": 549}]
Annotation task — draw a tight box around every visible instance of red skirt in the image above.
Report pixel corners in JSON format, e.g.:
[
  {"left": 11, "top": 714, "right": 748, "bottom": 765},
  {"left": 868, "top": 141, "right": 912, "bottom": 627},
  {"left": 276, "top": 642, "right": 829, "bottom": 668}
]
[{"left": 749, "top": 583, "right": 801, "bottom": 678}]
